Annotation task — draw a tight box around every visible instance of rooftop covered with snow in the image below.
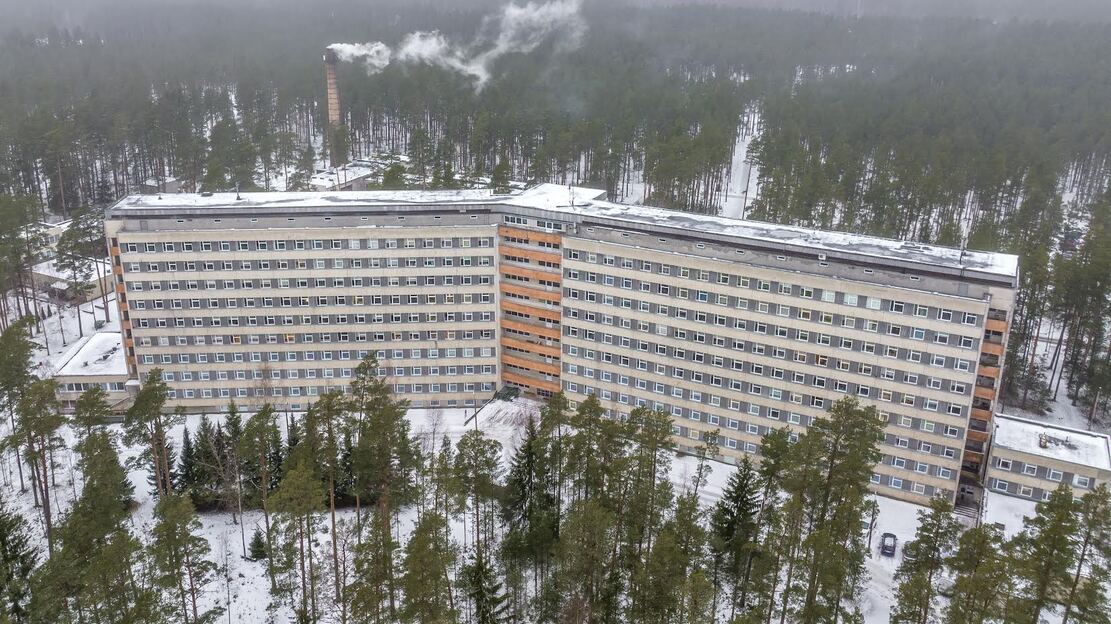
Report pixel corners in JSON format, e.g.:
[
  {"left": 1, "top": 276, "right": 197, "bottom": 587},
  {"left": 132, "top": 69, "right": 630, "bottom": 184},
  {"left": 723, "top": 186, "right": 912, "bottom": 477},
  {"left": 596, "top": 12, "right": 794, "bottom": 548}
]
[
  {"left": 993, "top": 413, "right": 1111, "bottom": 471},
  {"left": 31, "top": 257, "right": 111, "bottom": 281},
  {"left": 107, "top": 183, "right": 1019, "bottom": 282},
  {"left": 55, "top": 332, "right": 128, "bottom": 378},
  {"left": 309, "top": 160, "right": 382, "bottom": 189}
]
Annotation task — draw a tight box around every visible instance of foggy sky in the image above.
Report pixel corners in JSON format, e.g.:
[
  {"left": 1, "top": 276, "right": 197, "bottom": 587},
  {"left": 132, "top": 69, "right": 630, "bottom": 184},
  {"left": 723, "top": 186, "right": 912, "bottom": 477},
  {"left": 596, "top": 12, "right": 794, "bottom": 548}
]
[{"left": 2, "top": 0, "right": 1111, "bottom": 33}]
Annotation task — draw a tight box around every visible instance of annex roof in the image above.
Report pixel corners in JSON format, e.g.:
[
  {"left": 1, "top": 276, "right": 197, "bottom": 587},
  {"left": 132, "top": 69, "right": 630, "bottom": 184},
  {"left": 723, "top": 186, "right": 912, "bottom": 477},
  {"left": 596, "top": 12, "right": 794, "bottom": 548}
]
[
  {"left": 55, "top": 332, "right": 128, "bottom": 378},
  {"left": 993, "top": 414, "right": 1111, "bottom": 471}
]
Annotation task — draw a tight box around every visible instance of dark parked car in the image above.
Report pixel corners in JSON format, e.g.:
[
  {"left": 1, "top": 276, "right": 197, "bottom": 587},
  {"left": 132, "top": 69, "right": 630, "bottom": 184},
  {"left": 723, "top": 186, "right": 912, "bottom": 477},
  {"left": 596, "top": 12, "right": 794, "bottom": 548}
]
[{"left": 880, "top": 533, "right": 897, "bottom": 557}]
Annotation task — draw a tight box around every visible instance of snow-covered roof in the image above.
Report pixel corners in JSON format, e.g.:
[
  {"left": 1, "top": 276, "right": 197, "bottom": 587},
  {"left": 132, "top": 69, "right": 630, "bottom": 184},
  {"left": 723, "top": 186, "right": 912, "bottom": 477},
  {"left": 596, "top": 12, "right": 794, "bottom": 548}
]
[
  {"left": 993, "top": 414, "right": 1111, "bottom": 471},
  {"left": 107, "top": 183, "right": 1019, "bottom": 281},
  {"left": 55, "top": 332, "right": 128, "bottom": 378},
  {"left": 309, "top": 160, "right": 382, "bottom": 189},
  {"left": 32, "top": 257, "right": 111, "bottom": 281}
]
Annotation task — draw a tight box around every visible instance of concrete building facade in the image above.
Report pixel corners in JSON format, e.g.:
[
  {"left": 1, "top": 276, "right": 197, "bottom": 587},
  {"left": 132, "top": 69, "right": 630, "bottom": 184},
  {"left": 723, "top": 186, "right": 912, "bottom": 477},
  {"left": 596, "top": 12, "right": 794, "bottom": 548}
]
[{"left": 105, "top": 185, "right": 1018, "bottom": 505}]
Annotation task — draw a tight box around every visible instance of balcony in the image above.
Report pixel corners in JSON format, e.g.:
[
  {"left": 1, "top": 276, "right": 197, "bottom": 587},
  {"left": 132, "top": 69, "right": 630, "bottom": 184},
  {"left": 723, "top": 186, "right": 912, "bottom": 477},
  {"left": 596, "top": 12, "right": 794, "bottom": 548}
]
[
  {"left": 977, "top": 365, "right": 1000, "bottom": 379},
  {"left": 501, "top": 318, "right": 561, "bottom": 341},
  {"left": 981, "top": 341, "right": 1004, "bottom": 357},
  {"left": 971, "top": 407, "right": 993, "bottom": 421},
  {"left": 966, "top": 429, "right": 990, "bottom": 444},
  {"left": 501, "top": 351, "right": 561, "bottom": 377},
  {"left": 986, "top": 318, "right": 1008, "bottom": 333},
  {"left": 501, "top": 336, "right": 561, "bottom": 359},
  {"left": 979, "top": 353, "right": 1001, "bottom": 368},
  {"left": 974, "top": 385, "right": 996, "bottom": 401}
]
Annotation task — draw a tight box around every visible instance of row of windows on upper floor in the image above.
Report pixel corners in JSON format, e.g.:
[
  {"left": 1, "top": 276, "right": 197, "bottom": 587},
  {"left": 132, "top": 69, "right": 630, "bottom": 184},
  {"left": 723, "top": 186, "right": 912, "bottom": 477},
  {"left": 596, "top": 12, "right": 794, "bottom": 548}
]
[
  {"left": 132, "top": 313, "right": 496, "bottom": 331},
  {"left": 130, "top": 292, "right": 495, "bottom": 311},
  {"left": 153, "top": 364, "right": 496, "bottom": 382},
  {"left": 502, "top": 215, "right": 563, "bottom": 231},
  {"left": 122, "top": 236, "right": 494, "bottom": 254},
  {"left": 993, "top": 457, "right": 1097, "bottom": 489},
  {"left": 990, "top": 478, "right": 1093, "bottom": 501},
  {"left": 123, "top": 254, "right": 495, "bottom": 275},
  {"left": 559, "top": 365, "right": 965, "bottom": 448},
  {"left": 502, "top": 235, "right": 561, "bottom": 250},
  {"left": 59, "top": 382, "right": 127, "bottom": 393},
  {"left": 125, "top": 274, "right": 494, "bottom": 293},
  {"left": 559, "top": 382, "right": 961, "bottom": 481},
  {"left": 563, "top": 289, "right": 981, "bottom": 353},
  {"left": 563, "top": 341, "right": 971, "bottom": 405},
  {"left": 136, "top": 331, "right": 492, "bottom": 349},
  {"left": 872, "top": 472, "right": 946, "bottom": 498},
  {"left": 564, "top": 252, "right": 989, "bottom": 327},
  {"left": 562, "top": 310, "right": 978, "bottom": 378},
  {"left": 560, "top": 347, "right": 968, "bottom": 423},
  {"left": 126, "top": 308, "right": 494, "bottom": 336},
  {"left": 164, "top": 381, "right": 496, "bottom": 402},
  {"left": 138, "top": 347, "right": 495, "bottom": 364},
  {"left": 561, "top": 311, "right": 976, "bottom": 394}
]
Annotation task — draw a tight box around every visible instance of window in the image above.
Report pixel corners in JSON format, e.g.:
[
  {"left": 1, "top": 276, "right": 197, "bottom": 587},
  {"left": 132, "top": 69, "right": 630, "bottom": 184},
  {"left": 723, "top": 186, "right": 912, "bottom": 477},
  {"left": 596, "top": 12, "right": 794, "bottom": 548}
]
[
  {"left": 997, "top": 458, "right": 1012, "bottom": 471},
  {"left": 1022, "top": 464, "right": 1037, "bottom": 476},
  {"left": 1074, "top": 475, "right": 1092, "bottom": 488},
  {"left": 1048, "top": 469, "right": 1063, "bottom": 482}
]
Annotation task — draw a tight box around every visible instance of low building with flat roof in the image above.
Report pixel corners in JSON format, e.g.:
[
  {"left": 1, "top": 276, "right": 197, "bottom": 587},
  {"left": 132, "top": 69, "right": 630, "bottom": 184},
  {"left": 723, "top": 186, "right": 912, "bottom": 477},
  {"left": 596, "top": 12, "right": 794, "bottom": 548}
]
[
  {"left": 53, "top": 331, "right": 132, "bottom": 413},
  {"left": 986, "top": 414, "right": 1111, "bottom": 501}
]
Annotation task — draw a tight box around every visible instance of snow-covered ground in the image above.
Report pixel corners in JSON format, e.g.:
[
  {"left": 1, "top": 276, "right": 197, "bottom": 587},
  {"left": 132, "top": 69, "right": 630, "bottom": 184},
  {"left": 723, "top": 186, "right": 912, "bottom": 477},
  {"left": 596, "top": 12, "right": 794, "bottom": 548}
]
[
  {"left": 0, "top": 386, "right": 945, "bottom": 623},
  {"left": 1004, "top": 326, "right": 1101, "bottom": 434}
]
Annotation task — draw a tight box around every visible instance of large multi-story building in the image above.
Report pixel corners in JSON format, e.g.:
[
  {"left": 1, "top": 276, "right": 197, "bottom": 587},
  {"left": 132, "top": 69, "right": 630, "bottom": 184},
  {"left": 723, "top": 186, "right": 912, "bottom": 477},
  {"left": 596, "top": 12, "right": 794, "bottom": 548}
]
[{"left": 105, "top": 184, "right": 1018, "bottom": 505}]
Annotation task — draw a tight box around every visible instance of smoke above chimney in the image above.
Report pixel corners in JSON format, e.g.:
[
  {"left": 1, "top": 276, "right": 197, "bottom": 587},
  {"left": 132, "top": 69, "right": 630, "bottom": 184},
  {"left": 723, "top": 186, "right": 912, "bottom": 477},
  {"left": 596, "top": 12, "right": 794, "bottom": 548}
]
[{"left": 327, "top": 0, "right": 586, "bottom": 90}]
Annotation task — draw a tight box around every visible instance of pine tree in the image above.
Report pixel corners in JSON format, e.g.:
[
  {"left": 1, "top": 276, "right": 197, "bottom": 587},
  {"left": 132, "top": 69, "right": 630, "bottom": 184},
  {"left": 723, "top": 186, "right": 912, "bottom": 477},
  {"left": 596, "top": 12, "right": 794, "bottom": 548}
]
[
  {"left": 248, "top": 528, "right": 268, "bottom": 561},
  {"left": 891, "top": 497, "right": 961, "bottom": 624},
  {"left": 348, "top": 354, "right": 420, "bottom": 617},
  {"left": 0, "top": 492, "right": 37, "bottom": 624},
  {"left": 399, "top": 511, "right": 458, "bottom": 623},
  {"left": 500, "top": 417, "right": 558, "bottom": 594},
  {"left": 304, "top": 390, "right": 348, "bottom": 609},
  {"left": 382, "top": 163, "right": 408, "bottom": 190},
  {"left": 9, "top": 379, "right": 65, "bottom": 554},
  {"left": 241, "top": 403, "right": 280, "bottom": 589},
  {"left": 31, "top": 429, "right": 150, "bottom": 622},
  {"left": 945, "top": 525, "right": 1011, "bottom": 624},
  {"left": 271, "top": 456, "right": 323, "bottom": 621},
  {"left": 544, "top": 499, "right": 616, "bottom": 622},
  {"left": 177, "top": 425, "right": 198, "bottom": 493},
  {"left": 709, "top": 455, "right": 761, "bottom": 619},
  {"left": 786, "top": 396, "right": 884, "bottom": 624},
  {"left": 491, "top": 156, "right": 511, "bottom": 193},
  {"left": 349, "top": 507, "right": 398, "bottom": 623},
  {"left": 538, "top": 392, "right": 570, "bottom": 524},
  {"left": 123, "top": 369, "right": 178, "bottom": 498},
  {"left": 287, "top": 143, "right": 316, "bottom": 191},
  {"left": 71, "top": 385, "right": 111, "bottom": 441},
  {"left": 150, "top": 493, "right": 222, "bottom": 624},
  {"left": 1010, "top": 485, "right": 1080, "bottom": 623},
  {"left": 455, "top": 429, "right": 503, "bottom": 552},
  {"left": 462, "top": 547, "right": 508, "bottom": 624},
  {"left": 1061, "top": 484, "right": 1111, "bottom": 624}
]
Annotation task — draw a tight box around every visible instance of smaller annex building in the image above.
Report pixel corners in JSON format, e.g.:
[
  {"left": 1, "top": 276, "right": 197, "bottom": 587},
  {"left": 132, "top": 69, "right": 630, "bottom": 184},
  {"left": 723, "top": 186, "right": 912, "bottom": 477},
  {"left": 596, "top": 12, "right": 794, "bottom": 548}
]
[
  {"left": 53, "top": 332, "right": 133, "bottom": 414},
  {"left": 986, "top": 413, "right": 1111, "bottom": 501}
]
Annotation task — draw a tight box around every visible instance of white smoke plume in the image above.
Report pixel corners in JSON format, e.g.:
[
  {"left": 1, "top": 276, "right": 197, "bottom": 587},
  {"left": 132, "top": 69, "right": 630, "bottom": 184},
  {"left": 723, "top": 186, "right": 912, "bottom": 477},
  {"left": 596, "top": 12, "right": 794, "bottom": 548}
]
[
  {"left": 328, "top": 0, "right": 586, "bottom": 89},
  {"left": 327, "top": 42, "right": 392, "bottom": 73}
]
